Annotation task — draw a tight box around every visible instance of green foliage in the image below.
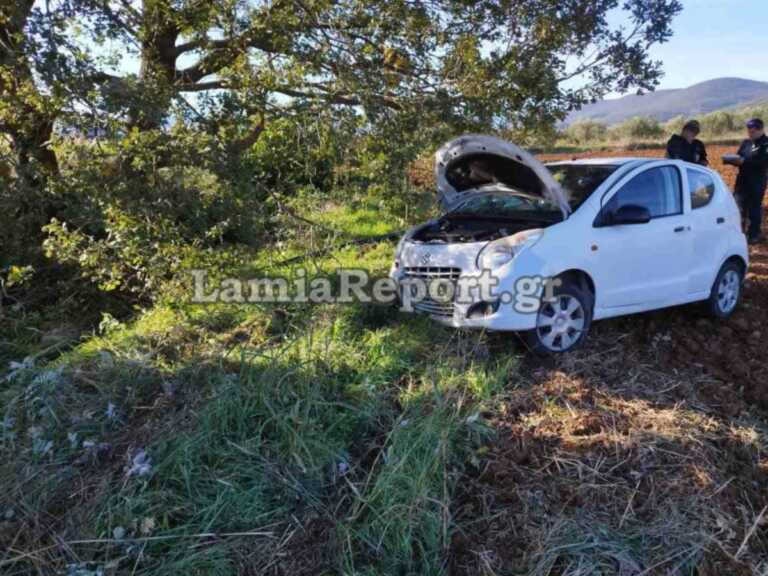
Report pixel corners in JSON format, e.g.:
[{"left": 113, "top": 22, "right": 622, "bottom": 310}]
[
  {"left": 2, "top": 0, "right": 684, "bottom": 312},
  {"left": 0, "top": 280, "right": 514, "bottom": 574},
  {"left": 611, "top": 116, "right": 664, "bottom": 141},
  {"left": 563, "top": 120, "right": 608, "bottom": 145},
  {"left": 702, "top": 110, "right": 738, "bottom": 135},
  {"left": 663, "top": 114, "right": 687, "bottom": 135},
  {"left": 563, "top": 101, "right": 768, "bottom": 149},
  {"left": 38, "top": 128, "right": 264, "bottom": 299},
  {"left": 691, "top": 102, "right": 768, "bottom": 138},
  {"left": 247, "top": 111, "right": 360, "bottom": 196}
]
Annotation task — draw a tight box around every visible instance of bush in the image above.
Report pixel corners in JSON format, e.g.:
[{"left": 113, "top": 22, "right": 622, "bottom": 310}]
[
  {"left": 611, "top": 116, "right": 664, "bottom": 140},
  {"left": 563, "top": 120, "right": 608, "bottom": 144},
  {"left": 34, "top": 108, "right": 387, "bottom": 302},
  {"left": 663, "top": 115, "right": 687, "bottom": 136},
  {"left": 39, "top": 126, "right": 266, "bottom": 300},
  {"left": 704, "top": 111, "right": 737, "bottom": 136},
  {"left": 3, "top": 107, "right": 441, "bottom": 311}
]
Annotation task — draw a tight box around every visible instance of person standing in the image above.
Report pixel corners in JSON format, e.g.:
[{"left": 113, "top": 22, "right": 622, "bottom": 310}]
[
  {"left": 725, "top": 118, "right": 768, "bottom": 244},
  {"left": 665, "top": 119, "right": 708, "bottom": 165}
]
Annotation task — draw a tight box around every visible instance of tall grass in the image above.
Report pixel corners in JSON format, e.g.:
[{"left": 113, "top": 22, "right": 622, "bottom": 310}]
[{"left": 1, "top": 215, "right": 521, "bottom": 575}]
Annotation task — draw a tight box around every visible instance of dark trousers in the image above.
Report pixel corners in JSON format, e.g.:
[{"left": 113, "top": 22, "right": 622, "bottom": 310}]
[{"left": 739, "top": 186, "right": 766, "bottom": 240}]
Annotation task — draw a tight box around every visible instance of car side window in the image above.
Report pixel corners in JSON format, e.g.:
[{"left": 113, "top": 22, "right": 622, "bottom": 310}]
[
  {"left": 687, "top": 169, "right": 716, "bottom": 209},
  {"left": 603, "top": 166, "right": 682, "bottom": 219}
]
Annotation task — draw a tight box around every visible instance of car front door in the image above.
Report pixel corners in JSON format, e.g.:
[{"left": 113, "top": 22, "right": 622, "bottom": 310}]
[{"left": 590, "top": 164, "right": 694, "bottom": 309}]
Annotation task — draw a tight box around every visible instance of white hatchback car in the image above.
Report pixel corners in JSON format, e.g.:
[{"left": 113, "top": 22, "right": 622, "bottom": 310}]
[{"left": 391, "top": 135, "right": 749, "bottom": 353}]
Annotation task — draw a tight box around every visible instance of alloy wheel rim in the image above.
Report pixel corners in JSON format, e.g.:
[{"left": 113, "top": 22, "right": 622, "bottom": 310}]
[
  {"left": 717, "top": 270, "right": 740, "bottom": 314},
  {"left": 536, "top": 294, "right": 586, "bottom": 351}
]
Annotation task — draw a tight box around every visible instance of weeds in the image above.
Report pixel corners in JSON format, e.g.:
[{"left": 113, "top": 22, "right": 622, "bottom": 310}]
[{"left": 3, "top": 199, "right": 768, "bottom": 575}]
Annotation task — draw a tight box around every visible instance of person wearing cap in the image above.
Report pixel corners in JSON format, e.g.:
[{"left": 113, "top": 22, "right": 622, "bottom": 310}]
[
  {"left": 724, "top": 118, "right": 768, "bottom": 243},
  {"left": 665, "top": 120, "right": 708, "bottom": 165}
]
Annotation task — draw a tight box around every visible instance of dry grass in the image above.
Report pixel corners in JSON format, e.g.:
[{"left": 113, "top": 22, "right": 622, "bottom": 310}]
[
  {"left": 440, "top": 146, "right": 768, "bottom": 575},
  {"left": 451, "top": 315, "right": 768, "bottom": 575}
]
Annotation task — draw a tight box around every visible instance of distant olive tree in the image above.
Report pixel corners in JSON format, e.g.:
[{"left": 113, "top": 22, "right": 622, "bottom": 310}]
[
  {"left": 705, "top": 111, "right": 738, "bottom": 136},
  {"left": 663, "top": 115, "right": 686, "bottom": 136},
  {"left": 564, "top": 120, "right": 608, "bottom": 144},
  {"left": 611, "top": 116, "right": 664, "bottom": 140}
]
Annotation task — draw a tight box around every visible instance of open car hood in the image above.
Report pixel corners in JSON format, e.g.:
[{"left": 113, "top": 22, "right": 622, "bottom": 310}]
[{"left": 435, "top": 135, "right": 569, "bottom": 217}]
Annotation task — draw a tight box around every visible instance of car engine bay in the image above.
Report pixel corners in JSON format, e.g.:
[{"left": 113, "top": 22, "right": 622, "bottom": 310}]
[{"left": 412, "top": 216, "right": 552, "bottom": 244}]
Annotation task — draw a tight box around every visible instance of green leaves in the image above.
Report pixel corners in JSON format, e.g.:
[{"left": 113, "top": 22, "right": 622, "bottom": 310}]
[{"left": 1, "top": 0, "right": 684, "bottom": 314}]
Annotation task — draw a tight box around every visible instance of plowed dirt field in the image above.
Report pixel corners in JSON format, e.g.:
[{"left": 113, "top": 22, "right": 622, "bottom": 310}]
[{"left": 451, "top": 146, "right": 768, "bottom": 575}]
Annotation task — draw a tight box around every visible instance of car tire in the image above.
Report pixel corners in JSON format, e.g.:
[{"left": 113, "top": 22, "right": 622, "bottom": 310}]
[
  {"left": 523, "top": 280, "right": 593, "bottom": 355},
  {"left": 706, "top": 261, "right": 743, "bottom": 319}
]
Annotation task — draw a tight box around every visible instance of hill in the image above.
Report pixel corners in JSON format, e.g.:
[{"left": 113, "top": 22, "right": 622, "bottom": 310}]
[{"left": 566, "top": 77, "right": 768, "bottom": 125}]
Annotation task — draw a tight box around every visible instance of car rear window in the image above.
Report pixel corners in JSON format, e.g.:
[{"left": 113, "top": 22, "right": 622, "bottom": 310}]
[{"left": 687, "top": 169, "right": 716, "bottom": 209}]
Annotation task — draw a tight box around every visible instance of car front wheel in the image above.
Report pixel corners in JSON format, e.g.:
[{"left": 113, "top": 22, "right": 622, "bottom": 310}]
[
  {"left": 707, "top": 261, "right": 743, "bottom": 318},
  {"left": 523, "top": 281, "right": 593, "bottom": 355}
]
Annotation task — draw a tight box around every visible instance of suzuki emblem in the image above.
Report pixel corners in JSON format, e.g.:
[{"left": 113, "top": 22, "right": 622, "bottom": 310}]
[{"left": 420, "top": 253, "right": 432, "bottom": 265}]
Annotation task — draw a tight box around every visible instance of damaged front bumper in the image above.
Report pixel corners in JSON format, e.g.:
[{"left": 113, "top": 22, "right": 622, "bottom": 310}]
[{"left": 388, "top": 264, "right": 538, "bottom": 332}]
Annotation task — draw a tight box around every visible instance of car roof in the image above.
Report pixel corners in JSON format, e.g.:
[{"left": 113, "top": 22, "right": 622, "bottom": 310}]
[{"left": 545, "top": 157, "right": 655, "bottom": 167}]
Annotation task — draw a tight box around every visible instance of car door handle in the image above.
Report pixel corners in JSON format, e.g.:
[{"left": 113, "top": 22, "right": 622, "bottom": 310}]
[
  {"left": 716, "top": 217, "right": 725, "bottom": 224},
  {"left": 674, "top": 226, "right": 685, "bottom": 233}
]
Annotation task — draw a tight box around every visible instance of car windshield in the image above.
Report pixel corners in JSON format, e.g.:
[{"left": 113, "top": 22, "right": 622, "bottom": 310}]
[
  {"left": 447, "top": 164, "right": 618, "bottom": 220},
  {"left": 449, "top": 191, "right": 561, "bottom": 220},
  {"left": 547, "top": 164, "right": 619, "bottom": 210}
]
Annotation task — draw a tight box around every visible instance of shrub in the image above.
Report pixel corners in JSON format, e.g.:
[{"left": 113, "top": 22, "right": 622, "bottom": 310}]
[
  {"left": 704, "top": 111, "right": 737, "bottom": 136},
  {"left": 39, "top": 109, "right": 366, "bottom": 295},
  {"left": 663, "top": 115, "right": 687, "bottom": 136},
  {"left": 563, "top": 120, "right": 608, "bottom": 144},
  {"left": 40, "top": 126, "right": 265, "bottom": 300},
  {"left": 611, "top": 116, "right": 664, "bottom": 140}
]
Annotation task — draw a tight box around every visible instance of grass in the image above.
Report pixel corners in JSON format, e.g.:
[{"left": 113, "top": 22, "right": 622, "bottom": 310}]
[
  {"left": 0, "top": 196, "right": 513, "bottom": 574},
  {"left": 0, "top": 309, "right": 509, "bottom": 574},
  {"left": 3, "top": 194, "right": 768, "bottom": 575}
]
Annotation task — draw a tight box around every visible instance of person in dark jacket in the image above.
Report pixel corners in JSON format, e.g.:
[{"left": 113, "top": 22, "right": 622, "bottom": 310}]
[
  {"left": 724, "top": 118, "right": 768, "bottom": 243},
  {"left": 665, "top": 119, "right": 708, "bottom": 165}
]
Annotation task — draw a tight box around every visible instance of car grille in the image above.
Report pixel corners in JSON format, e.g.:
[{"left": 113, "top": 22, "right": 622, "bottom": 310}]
[{"left": 403, "top": 267, "right": 461, "bottom": 317}]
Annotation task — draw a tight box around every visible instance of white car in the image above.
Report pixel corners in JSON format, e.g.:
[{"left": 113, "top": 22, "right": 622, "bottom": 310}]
[{"left": 390, "top": 135, "right": 748, "bottom": 353}]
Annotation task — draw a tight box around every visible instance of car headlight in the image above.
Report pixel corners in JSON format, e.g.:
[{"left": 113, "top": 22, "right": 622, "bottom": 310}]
[
  {"left": 476, "top": 229, "right": 543, "bottom": 270},
  {"left": 395, "top": 224, "right": 425, "bottom": 261},
  {"left": 395, "top": 234, "right": 407, "bottom": 259}
]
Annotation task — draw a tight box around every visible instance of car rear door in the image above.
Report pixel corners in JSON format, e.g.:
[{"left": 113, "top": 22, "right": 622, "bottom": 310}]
[
  {"left": 685, "top": 167, "right": 732, "bottom": 295},
  {"left": 590, "top": 163, "right": 694, "bottom": 309}
]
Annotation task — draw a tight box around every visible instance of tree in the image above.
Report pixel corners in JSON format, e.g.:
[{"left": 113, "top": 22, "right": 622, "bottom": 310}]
[
  {"left": 0, "top": 1, "right": 59, "bottom": 172},
  {"left": 77, "top": 0, "right": 682, "bottom": 131},
  {"left": 564, "top": 120, "right": 608, "bottom": 144},
  {"left": 612, "top": 116, "right": 663, "bottom": 140},
  {"left": 705, "top": 110, "right": 737, "bottom": 136},
  {"left": 663, "top": 114, "right": 686, "bottom": 135},
  {"left": 2, "top": 0, "right": 683, "bottom": 170}
]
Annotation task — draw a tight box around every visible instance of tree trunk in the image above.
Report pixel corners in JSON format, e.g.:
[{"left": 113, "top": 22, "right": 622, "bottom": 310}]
[
  {"left": 0, "top": 0, "right": 59, "bottom": 173},
  {"left": 15, "top": 118, "right": 58, "bottom": 173},
  {"left": 128, "top": 0, "right": 180, "bottom": 130}
]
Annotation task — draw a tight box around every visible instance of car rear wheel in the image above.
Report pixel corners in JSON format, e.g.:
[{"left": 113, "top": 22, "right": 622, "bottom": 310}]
[
  {"left": 707, "top": 261, "right": 743, "bottom": 319},
  {"left": 523, "top": 281, "right": 593, "bottom": 355}
]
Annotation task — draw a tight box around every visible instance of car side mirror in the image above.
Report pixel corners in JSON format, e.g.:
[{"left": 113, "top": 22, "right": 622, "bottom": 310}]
[{"left": 601, "top": 204, "right": 652, "bottom": 226}]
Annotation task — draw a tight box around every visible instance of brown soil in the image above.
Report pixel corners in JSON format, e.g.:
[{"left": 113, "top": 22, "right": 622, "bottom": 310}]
[
  {"left": 541, "top": 145, "right": 767, "bottom": 412},
  {"left": 451, "top": 146, "right": 768, "bottom": 575}
]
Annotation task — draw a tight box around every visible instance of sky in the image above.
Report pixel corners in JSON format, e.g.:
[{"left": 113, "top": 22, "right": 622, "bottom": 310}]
[{"left": 628, "top": 0, "right": 768, "bottom": 91}]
